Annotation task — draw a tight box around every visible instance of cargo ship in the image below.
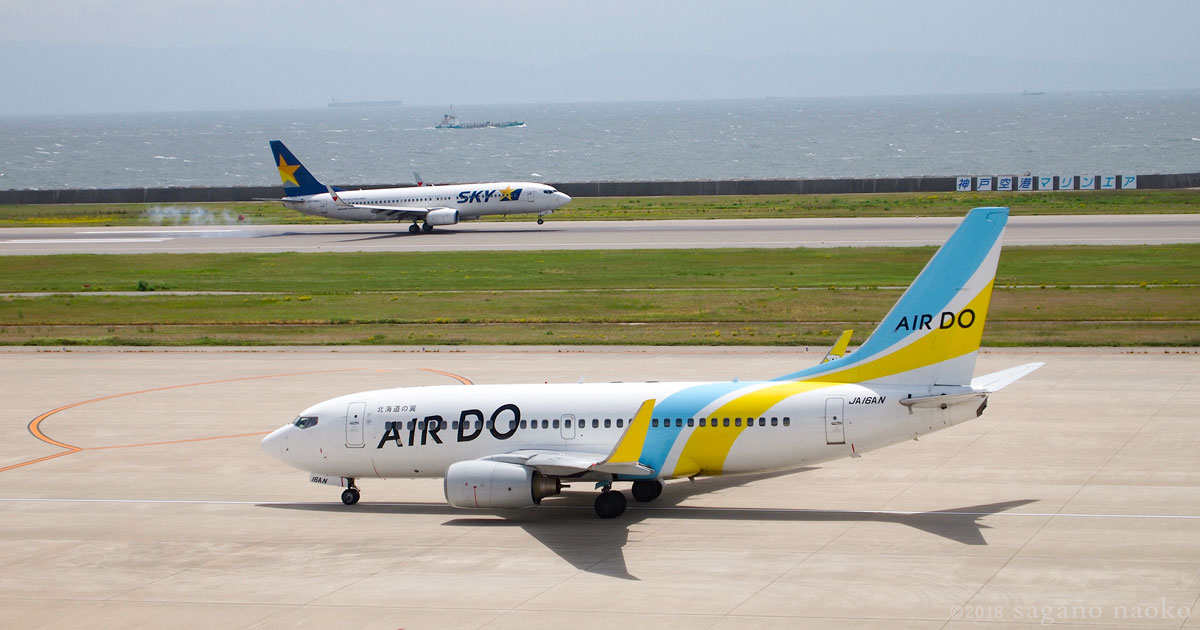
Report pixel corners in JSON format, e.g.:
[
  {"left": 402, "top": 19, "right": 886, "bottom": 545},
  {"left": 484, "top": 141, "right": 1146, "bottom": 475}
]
[{"left": 435, "top": 113, "right": 524, "bottom": 129}]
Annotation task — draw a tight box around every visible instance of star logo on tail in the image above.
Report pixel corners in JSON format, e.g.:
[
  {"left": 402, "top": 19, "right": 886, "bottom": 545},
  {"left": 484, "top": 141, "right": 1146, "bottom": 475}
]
[{"left": 277, "top": 155, "right": 301, "bottom": 187}]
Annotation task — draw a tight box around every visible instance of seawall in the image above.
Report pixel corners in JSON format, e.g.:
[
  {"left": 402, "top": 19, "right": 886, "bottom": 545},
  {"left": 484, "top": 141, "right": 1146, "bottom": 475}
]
[{"left": 2, "top": 172, "right": 1197, "bottom": 205}]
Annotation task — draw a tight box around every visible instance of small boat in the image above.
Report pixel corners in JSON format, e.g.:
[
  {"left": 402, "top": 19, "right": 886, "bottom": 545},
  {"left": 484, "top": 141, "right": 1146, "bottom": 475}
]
[{"left": 435, "top": 113, "right": 524, "bottom": 129}]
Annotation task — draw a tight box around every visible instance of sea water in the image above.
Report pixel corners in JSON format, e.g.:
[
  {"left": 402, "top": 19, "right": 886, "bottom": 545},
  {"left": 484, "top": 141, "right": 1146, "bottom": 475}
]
[{"left": 1, "top": 90, "right": 1197, "bottom": 190}]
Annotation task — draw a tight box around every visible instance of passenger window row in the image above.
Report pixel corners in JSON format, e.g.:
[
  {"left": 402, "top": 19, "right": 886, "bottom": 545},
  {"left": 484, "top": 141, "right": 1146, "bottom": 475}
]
[{"left": 379, "top": 416, "right": 791, "bottom": 431}]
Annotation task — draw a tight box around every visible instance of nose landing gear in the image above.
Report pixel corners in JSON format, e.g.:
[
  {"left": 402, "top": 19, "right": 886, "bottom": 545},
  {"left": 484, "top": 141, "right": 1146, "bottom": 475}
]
[{"left": 340, "top": 480, "right": 360, "bottom": 505}]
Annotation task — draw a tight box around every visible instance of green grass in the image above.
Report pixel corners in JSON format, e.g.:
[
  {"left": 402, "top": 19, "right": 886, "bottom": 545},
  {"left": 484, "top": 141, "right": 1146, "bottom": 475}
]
[
  {"left": 0, "top": 244, "right": 1196, "bottom": 347},
  {"left": 0, "top": 245, "right": 1197, "bottom": 293},
  {"left": 551, "top": 189, "right": 1200, "bottom": 220},
  {"left": 0, "top": 188, "right": 1196, "bottom": 227}
]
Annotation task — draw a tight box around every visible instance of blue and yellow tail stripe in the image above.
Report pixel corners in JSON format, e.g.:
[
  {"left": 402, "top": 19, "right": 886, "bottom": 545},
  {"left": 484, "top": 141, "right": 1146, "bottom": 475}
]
[
  {"left": 270, "top": 140, "right": 327, "bottom": 197},
  {"left": 773, "top": 207, "right": 1008, "bottom": 382},
  {"left": 629, "top": 207, "right": 1009, "bottom": 478}
]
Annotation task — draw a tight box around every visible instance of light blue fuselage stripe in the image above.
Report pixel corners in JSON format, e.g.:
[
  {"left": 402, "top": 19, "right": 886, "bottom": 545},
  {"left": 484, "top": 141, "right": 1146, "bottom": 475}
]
[
  {"left": 634, "top": 381, "right": 753, "bottom": 476},
  {"left": 771, "top": 207, "right": 1008, "bottom": 382}
]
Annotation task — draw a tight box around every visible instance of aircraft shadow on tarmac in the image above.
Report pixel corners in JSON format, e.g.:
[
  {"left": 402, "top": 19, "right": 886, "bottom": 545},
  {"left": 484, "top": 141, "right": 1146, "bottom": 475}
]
[{"left": 261, "top": 472, "right": 1037, "bottom": 580}]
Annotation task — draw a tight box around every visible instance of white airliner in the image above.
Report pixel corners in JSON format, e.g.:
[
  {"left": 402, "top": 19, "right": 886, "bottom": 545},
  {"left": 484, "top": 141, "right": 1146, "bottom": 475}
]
[
  {"left": 262, "top": 207, "right": 1042, "bottom": 518},
  {"left": 269, "top": 140, "right": 572, "bottom": 233}
]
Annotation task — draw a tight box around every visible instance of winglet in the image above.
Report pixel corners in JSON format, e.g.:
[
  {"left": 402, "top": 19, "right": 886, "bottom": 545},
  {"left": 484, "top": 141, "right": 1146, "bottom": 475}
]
[
  {"left": 327, "top": 184, "right": 351, "bottom": 207},
  {"left": 821, "top": 329, "right": 853, "bottom": 364},
  {"left": 599, "top": 399, "right": 655, "bottom": 467}
]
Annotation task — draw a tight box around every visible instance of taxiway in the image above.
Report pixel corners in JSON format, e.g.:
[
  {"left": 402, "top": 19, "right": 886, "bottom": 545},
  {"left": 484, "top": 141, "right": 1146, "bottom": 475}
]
[{"left": 0, "top": 346, "right": 1196, "bottom": 629}]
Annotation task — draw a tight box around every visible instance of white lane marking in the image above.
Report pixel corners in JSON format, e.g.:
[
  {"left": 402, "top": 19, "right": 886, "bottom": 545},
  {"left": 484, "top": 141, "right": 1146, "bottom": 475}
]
[
  {"left": 1, "top": 238, "right": 174, "bottom": 244},
  {"left": 75, "top": 230, "right": 241, "bottom": 234},
  {"left": 0, "top": 497, "right": 1197, "bottom": 520}
]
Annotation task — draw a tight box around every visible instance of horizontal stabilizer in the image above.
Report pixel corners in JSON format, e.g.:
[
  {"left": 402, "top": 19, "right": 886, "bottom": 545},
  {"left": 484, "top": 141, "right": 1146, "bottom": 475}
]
[
  {"left": 971, "top": 362, "right": 1045, "bottom": 392},
  {"left": 899, "top": 392, "right": 987, "bottom": 409}
]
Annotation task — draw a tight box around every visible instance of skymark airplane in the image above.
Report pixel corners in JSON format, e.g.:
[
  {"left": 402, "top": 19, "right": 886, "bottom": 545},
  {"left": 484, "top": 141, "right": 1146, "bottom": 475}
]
[
  {"left": 262, "top": 207, "right": 1043, "bottom": 518},
  {"left": 268, "top": 140, "right": 572, "bottom": 233}
]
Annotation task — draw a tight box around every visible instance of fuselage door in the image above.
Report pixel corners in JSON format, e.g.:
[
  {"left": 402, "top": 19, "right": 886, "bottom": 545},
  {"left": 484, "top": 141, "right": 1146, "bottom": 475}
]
[
  {"left": 346, "top": 402, "right": 366, "bottom": 448},
  {"left": 825, "top": 397, "right": 846, "bottom": 445},
  {"left": 560, "top": 414, "right": 576, "bottom": 440},
  {"left": 528, "top": 186, "right": 537, "bottom": 203}
]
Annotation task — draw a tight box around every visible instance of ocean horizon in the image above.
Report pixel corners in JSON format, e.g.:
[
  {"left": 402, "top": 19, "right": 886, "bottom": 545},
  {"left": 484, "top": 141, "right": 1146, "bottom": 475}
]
[{"left": 2, "top": 90, "right": 1197, "bottom": 191}]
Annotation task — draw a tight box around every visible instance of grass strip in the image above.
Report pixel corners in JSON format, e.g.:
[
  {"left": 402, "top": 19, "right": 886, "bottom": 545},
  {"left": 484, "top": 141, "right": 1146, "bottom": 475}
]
[
  {"left": 0, "top": 188, "right": 1196, "bottom": 227},
  {"left": 0, "top": 244, "right": 1197, "bottom": 294},
  {"left": 0, "top": 244, "right": 1196, "bottom": 346}
]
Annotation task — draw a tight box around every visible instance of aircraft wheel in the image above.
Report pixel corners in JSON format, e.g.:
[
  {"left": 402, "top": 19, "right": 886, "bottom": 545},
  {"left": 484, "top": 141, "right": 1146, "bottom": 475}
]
[
  {"left": 537, "top": 217, "right": 544, "bottom": 225},
  {"left": 408, "top": 223, "right": 420, "bottom": 234},
  {"left": 341, "top": 488, "right": 360, "bottom": 505},
  {"left": 631, "top": 480, "right": 663, "bottom": 502},
  {"left": 594, "top": 490, "right": 626, "bottom": 519},
  {"left": 422, "top": 222, "right": 434, "bottom": 233}
]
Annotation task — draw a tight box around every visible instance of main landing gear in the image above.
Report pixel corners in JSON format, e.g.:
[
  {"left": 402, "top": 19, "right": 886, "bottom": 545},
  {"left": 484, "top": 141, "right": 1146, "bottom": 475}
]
[
  {"left": 408, "top": 221, "right": 433, "bottom": 234},
  {"left": 340, "top": 480, "right": 360, "bottom": 505},
  {"left": 631, "top": 479, "right": 663, "bottom": 503},
  {"left": 594, "top": 489, "right": 626, "bottom": 519},
  {"left": 593, "top": 480, "right": 664, "bottom": 518}
]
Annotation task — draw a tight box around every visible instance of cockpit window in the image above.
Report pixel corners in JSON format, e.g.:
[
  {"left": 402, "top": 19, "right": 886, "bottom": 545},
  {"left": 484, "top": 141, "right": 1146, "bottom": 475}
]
[
  {"left": 293, "top": 416, "right": 318, "bottom": 429},
  {"left": 544, "top": 188, "right": 557, "bottom": 194}
]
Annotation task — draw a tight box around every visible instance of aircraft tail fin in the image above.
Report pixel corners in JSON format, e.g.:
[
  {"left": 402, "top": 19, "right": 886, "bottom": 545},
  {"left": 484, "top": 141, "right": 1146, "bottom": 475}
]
[
  {"left": 270, "top": 140, "right": 326, "bottom": 197},
  {"left": 774, "top": 207, "right": 1010, "bottom": 387}
]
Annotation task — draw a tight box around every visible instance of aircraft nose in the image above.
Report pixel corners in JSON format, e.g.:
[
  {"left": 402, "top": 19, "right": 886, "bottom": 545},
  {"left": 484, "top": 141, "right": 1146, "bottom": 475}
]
[
  {"left": 555, "top": 191, "right": 572, "bottom": 206},
  {"left": 261, "top": 425, "right": 288, "bottom": 462}
]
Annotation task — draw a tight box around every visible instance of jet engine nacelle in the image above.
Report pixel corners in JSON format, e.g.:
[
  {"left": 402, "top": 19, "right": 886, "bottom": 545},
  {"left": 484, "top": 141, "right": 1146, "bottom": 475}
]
[
  {"left": 443, "top": 460, "right": 562, "bottom": 509},
  {"left": 425, "top": 208, "right": 459, "bottom": 226}
]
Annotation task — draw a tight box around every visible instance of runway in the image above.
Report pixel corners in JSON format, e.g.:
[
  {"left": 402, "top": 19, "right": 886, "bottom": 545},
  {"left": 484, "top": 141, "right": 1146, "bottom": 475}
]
[
  {"left": 1, "top": 214, "right": 1198, "bottom": 255},
  {"left": 0, "top": 346, "right": 1197, "bottom": 629}
]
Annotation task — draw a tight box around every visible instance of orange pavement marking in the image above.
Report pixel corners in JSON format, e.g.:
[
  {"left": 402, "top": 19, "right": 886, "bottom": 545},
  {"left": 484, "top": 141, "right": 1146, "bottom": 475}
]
[
  {"left": 418, "top": 367, "right": 474, "bottom": 385},
  {"left": 2, "top": 365, "right": 477, "bottom": 474},
  {"left": 0, "top": 367, "right": 368, "bottom": 474}
]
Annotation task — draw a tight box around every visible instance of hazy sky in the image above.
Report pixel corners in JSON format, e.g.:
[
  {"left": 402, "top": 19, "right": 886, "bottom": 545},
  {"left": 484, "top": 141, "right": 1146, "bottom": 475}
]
[{"left": 2, "top": 0, "right": 1199, "bottom": 114}]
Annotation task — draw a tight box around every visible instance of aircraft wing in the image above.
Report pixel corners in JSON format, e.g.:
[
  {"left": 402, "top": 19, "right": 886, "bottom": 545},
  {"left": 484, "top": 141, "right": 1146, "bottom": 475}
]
[
  {"left": 483, "top": 450, "right": 653, "bottom": 477},
  {"left": 480, "top": 399, "right": 659, "bottom": 478},
  {"left": 350, "top": 204, "right": 441, "bottom": 221},
  {"left": 323, "top": 186, "right": 442, "bottom": 220}
]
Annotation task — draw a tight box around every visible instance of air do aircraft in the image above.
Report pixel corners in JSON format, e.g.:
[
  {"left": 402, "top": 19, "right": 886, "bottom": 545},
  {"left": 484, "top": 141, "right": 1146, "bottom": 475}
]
[
  {"left": 268, "top": 140, "right": 572, "bottom": 233},
  {"left": 262, "top": 207, "right": 1043, "bottom": 518}
]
